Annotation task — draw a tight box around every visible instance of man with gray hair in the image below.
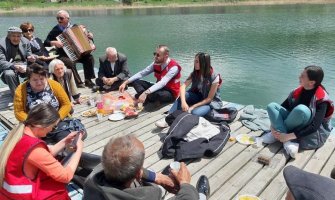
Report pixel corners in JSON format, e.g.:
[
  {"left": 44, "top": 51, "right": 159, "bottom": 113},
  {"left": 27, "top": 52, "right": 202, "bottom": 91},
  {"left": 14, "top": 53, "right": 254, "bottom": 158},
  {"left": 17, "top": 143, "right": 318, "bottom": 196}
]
[
  {"left": 0, "top": 26, "right": 35, "bottom": 103},
  {"left": 94, "top": 47, "right": 130, "bottom": 92},
  {"left": 44, "top": 10, "right": 96, "bottom": 88},
  {"left": 84, "top": 135, "right": 210, "bottom": 200}
]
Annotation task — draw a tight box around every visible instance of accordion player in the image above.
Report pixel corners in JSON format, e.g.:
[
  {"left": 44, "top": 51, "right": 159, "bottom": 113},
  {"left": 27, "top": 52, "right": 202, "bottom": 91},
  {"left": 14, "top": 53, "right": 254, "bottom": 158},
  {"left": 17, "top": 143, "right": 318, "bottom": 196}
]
[{"left": 56, "top": 25, "right": 95, "bottom": 61}]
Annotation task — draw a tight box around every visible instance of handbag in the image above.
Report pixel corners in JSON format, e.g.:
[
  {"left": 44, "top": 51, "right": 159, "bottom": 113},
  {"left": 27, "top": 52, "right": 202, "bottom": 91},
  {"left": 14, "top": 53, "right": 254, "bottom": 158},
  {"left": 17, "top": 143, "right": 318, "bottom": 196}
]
[
  {"left": 44, "top": 118, "right": 87, "bottom": 144},
  {"left": 204, "top": 107, "right": 238, "bottom": 123}
]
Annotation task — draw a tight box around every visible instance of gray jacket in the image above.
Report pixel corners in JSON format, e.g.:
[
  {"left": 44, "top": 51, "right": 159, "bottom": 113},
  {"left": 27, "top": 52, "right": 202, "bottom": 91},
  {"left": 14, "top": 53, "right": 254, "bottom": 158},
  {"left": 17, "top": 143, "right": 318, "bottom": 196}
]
[
  {"left": 83, "top": 165, "right": 198, "bottom": 200},
  {"left": 0, "top": 36, "right": 32, "bottom": 73}
]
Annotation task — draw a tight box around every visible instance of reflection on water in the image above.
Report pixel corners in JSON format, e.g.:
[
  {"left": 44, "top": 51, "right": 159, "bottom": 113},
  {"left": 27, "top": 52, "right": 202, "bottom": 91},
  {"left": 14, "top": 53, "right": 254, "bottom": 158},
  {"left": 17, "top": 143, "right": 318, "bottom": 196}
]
[{"left": 0, "top": 4, "right": 335, "bottom": 110}]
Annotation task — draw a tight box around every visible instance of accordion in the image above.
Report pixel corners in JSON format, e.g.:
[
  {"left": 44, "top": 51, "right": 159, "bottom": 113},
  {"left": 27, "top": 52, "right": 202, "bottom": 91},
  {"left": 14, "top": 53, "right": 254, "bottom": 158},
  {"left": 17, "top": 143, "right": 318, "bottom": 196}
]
[{"left": 56, "top": 25, "right": 95, "bottom": 61}]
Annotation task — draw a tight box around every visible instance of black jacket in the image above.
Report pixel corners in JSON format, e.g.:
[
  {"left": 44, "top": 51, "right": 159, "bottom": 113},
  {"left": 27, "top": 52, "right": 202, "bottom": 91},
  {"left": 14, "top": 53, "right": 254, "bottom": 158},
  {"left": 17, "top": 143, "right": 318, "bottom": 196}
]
[
  {"left": 83, "top": 164, "right": 198, "bottom": 200},
  {"left": 162, "top": 111, "right": 230, "bottom": 161},
  {"left": 98, "top": 53, "right": 130, "bottom": 81}
]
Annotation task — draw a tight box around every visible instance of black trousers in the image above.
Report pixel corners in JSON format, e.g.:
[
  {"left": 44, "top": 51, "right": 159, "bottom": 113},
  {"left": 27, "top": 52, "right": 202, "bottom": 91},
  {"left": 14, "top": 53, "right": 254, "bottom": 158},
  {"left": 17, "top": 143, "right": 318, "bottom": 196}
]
[
  {"left": 59, "top": 54, "right": 95, "bottom": 85},
  {"left": 95, "top": 77, "right": 123, "bottom": 92},
  {"left": 132, "top": 80, "right": 175, "bottom": 103}
]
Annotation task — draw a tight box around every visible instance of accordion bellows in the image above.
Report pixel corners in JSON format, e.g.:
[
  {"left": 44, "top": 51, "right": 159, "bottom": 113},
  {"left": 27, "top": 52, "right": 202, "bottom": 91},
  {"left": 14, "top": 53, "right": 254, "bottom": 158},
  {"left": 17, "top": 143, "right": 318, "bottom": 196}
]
[{"left": 56, "top": 25, "right": 95, "bottom": 61}]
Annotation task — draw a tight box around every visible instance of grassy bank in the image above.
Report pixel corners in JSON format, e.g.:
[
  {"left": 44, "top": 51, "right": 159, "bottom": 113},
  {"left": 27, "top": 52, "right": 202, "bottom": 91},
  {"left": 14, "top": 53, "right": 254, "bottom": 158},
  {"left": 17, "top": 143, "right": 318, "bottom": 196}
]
[{"left": 1, "top": 0, "right": 335, "bottom": 12}]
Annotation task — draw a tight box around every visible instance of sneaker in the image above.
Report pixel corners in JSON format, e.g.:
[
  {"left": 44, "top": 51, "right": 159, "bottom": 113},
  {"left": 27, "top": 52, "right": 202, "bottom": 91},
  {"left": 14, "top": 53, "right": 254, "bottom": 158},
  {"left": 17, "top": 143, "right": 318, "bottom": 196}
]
[
  {"left": 196, "top": 175, "right": 210, "bottom": 200},
  {"left": 261, "top": 131, "right": 277, "bottom": 144},
  {"left": 7, "top": 102, "right": 13, "bottom": 107},
  {"left": 283, "top": 141, "right": 299, "bottom": 158},
  {"left": 155, "top": 119, "right": 169, "bottom": 128}
]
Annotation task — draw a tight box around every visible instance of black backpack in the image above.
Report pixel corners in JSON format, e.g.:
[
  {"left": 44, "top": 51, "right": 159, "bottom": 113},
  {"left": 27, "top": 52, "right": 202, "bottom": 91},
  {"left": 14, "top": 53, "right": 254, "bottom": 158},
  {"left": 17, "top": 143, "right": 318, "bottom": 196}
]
[{"left": 204, "top": 107, "right": 238, "bottom": 123}]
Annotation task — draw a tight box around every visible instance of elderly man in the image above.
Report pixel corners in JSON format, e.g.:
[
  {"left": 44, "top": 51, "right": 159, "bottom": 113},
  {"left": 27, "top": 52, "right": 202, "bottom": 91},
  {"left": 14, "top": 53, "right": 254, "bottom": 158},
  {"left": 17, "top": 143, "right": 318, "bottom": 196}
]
[
  {"left": 94, "top": 47, "right": 130, "bottom": 92},
  {"left": 83, "top": 135, "right": 210, "bottom": 200},
  {"left": 119, "top": 45, "right": 181, "bottom": 106},
  {"left": 44, "top": 10, "right": 96, "bottom": 88},
  {"left": 0, "top": 26, "right": 35, "bottom": 102}
]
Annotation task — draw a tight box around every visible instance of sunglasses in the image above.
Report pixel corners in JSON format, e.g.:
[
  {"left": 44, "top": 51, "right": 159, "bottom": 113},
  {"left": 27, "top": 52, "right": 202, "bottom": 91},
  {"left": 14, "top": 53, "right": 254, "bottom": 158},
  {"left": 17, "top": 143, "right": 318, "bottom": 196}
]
[
  {"left": 56, "top": 16, "right": 65, "bottom": 20},
  {"left": 23, "top": 29, "right": 34, "bottom": 33}
]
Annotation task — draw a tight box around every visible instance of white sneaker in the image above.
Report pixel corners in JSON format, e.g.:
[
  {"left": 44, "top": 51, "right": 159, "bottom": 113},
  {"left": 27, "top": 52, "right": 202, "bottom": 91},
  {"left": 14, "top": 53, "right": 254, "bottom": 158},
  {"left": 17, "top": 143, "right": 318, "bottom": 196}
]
[
  {"left": 283, "top": 141, "right": 299, "bottom": 158},
  {"left": 261, "top": 131, "right": 277, "bottom": 144},
  {"left": 155, "top": 119, "right": 169, "bottom": 128},
  {"left": 7, "top": 102, "right": 13, "bottom": 107}
]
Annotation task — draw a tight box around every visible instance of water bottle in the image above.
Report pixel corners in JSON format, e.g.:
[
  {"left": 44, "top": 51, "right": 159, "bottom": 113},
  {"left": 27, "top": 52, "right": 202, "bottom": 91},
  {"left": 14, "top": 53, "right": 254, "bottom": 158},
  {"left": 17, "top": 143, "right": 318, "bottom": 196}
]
[{"left": 96, "top": 92, "right": 103, "bottom": 121}]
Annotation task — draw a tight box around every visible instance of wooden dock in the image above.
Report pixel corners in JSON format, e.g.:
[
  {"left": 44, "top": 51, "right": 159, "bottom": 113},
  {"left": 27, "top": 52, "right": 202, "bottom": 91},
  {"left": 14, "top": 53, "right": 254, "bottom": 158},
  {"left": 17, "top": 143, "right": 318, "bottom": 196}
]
[{"left": 1, "top": 84, "right": 335, "bottom": 200}]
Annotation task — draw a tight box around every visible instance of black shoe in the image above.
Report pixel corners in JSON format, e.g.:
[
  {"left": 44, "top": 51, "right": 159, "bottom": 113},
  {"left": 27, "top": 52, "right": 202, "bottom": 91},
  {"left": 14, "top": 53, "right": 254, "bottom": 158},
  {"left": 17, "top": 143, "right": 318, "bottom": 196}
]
[
  {"left": 77, "top": 83, "right": 85, "bottom": 88},
  {"left": 85, "top": 79, "right": 95, "bottom": 88},
  {"left": 92, "top": 86, "right": 100, "bottom": 93},
  {"left": 331, "top": 167, "right": 335, "bottom": 179},
  {"left": 196, "top": 175, "right": 210, "bottom": 199}
]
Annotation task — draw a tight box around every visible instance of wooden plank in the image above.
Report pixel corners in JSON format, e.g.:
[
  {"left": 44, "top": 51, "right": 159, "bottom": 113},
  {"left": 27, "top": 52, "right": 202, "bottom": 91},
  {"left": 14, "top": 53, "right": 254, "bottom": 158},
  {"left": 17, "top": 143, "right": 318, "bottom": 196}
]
[
  {"left": 303, "top": 136, "right": 335, "bottom": 174},
  {"left": 258, "top": 149, "right": 315, "bottom": 200},
  {"left": 210, "top": 142, "right": 282, "bottom": 200}
]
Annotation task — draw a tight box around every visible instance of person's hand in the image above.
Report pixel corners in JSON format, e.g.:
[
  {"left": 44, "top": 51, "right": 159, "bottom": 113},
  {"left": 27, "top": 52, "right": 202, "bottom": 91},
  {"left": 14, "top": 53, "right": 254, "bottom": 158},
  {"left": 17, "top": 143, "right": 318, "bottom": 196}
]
[
  {"left": 106, "top": 77, "right": 116, "bottom": 86},
  {"left": 63, "top": 132, "right": 78, "bottom": 145},
  {"left": 27, "top": 55, "right": 36, "bottom": 63},
  {"left": 87, "top": 32, "right": 94, "bottom": 40},
  {"left": 138, "top": 92, "right": 147, "bottom": 103},
  {"left": 155, "top": 173, "right": 177, "bottom": 194},
  {"left": 170, "top": 162, "right": 191, "bottom": 185},
  {"left": 15, "top": 65, "right": 26, "bottom": 73},
  {"left": 102, "top": 77, "right": 108, "bottom": 85},
  {"left": 119, "top": 82, "right": 127, "bottom": 93},
  {"left": 52, "top": 40, "right": 63, "bottom": 48},
  {"left": 181, "top": 102, "right": 189, "bottom": 112},
  {"left": 273, "top": 131, "right": 296, "bottom": 143},
  {"left": 188, "top": 106, "right": 195, "bottom": 114}
]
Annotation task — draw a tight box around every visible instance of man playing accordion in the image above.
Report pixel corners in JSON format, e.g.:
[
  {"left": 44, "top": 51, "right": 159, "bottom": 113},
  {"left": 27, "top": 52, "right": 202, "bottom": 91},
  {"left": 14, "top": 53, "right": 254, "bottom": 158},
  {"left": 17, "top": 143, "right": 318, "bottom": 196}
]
[{"left": 44, "top": 10, "right": 96, "bottom": 88}]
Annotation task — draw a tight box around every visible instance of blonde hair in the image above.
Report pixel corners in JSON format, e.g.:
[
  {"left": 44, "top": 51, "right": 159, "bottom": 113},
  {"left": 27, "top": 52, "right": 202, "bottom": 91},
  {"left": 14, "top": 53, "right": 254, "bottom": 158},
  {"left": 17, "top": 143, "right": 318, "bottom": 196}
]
[{"left": 0, "top": 123, "right": 25, "bottom": 186}]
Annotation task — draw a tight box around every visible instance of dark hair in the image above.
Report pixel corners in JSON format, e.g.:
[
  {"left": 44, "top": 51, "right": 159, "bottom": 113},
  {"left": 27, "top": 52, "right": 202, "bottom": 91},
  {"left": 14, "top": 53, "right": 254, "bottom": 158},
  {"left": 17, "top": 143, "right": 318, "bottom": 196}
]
[
  {"left": 24, "top": 103, "right": 60, "bottom": 127},
  {"left": 192, "top": 52, "right": 211, "bottom": 79},
  {"left": 27, "top": 63, "right": 48, "bottom": 80},
  {"left": 20, "top": 22, "right": 34, "bottom": 32},
  {"left": 304, "top": 65, "right": 324, "bottom": 87}
]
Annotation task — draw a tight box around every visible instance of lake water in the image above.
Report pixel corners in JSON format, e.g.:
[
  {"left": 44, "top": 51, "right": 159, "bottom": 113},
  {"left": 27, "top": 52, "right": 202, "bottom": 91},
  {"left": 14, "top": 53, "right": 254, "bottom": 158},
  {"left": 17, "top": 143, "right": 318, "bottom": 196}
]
[{"left": 0, "top": 4, "right": 335, "bottom": 109}]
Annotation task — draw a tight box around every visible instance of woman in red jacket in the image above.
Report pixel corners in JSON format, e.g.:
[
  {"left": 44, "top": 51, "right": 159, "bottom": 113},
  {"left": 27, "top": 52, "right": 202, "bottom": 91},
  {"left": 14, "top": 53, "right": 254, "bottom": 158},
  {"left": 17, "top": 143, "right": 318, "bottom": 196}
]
[{"left": 0, "top": 103, "right": 83, "bottom": 200}]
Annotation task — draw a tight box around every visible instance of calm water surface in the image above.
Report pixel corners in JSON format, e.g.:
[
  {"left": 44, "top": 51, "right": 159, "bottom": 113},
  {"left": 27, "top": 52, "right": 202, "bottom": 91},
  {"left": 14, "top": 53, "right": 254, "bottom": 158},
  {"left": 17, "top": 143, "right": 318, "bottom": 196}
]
[{"left": 0, "top": 4, "right": 334, "bottom": 109}]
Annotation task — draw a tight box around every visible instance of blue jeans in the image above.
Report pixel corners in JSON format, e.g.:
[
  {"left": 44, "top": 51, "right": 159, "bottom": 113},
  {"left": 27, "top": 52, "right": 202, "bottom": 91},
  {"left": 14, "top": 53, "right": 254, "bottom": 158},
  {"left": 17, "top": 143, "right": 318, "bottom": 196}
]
[
  {"left": 267, "top": 102, "right": 312, "bottom": 133},
  {"left": 168, "top": 91, "right": 211, "bottom": 116}
]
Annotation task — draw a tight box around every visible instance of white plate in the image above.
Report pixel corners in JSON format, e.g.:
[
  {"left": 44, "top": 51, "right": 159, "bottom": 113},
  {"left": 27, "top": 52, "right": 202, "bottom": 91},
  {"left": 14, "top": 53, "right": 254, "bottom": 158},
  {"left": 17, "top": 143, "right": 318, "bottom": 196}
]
[
  {"left": 108, "top": 113, "right": 125, "bottom": 121},
  {"left": 236, "top": 134, "right": 255, "bottom": 145},
  {"left": 236, "top": 194, "right": 261, "bottom": 200}
]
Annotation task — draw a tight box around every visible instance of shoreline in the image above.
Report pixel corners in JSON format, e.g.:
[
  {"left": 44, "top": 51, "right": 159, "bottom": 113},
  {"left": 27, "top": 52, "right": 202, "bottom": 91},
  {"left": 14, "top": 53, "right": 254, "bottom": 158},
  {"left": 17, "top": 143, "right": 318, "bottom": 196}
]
[{"left": 2, "top": 0, "right": 335, "bottom": 14}]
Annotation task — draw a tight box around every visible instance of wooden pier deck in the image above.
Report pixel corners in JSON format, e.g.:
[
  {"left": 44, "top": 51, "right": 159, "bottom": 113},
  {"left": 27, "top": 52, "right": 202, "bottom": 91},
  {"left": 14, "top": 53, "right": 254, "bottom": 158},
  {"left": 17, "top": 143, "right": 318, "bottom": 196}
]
[{"left": 1, "top": 85, "right": 335, "bottom": 200}]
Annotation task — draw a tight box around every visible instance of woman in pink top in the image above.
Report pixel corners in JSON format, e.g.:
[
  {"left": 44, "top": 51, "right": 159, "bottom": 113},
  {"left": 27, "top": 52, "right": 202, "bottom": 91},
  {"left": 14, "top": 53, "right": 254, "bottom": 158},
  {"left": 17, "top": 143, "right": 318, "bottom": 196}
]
[{"left": 0, "top": 103, "right": 83, "bottom": 200}]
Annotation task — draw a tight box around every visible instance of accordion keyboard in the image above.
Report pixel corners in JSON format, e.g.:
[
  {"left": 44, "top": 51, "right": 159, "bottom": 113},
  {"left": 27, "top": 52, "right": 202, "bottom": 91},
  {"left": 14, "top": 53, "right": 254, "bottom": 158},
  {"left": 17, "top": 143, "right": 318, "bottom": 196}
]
[{"left": 56, "top": 34, "right": 78, "bottom": 61}]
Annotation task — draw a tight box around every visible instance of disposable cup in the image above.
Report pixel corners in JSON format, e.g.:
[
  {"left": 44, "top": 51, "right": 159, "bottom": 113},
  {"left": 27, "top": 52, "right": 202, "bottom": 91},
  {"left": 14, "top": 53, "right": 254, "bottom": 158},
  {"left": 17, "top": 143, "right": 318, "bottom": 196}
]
[
  {"left": 256, "top": 137, "right": 263, "bottom": 148},
  {"left": 170, "top": 161, "right": 180, "bottom": 172}
]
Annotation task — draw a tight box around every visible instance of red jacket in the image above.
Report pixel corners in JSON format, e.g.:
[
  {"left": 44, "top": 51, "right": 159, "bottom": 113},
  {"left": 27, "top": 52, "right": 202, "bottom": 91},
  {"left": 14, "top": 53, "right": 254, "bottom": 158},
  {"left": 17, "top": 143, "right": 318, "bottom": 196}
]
[
  {"left": 0, "top": 134, "right": 70, "bottom": 200},
  {"left": 291, "top": 85, "right": 334, "bottom": 119},
  {"left": 153, "top": 59, "right": 181, "bottom": 98}
]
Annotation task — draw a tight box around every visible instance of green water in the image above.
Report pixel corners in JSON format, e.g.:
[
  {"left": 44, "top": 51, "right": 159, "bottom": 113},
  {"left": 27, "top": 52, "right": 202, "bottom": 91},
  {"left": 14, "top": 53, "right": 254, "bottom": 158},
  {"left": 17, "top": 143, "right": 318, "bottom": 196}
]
[{"left": 0, "top": 4, "right": 334, "bottom": 108}]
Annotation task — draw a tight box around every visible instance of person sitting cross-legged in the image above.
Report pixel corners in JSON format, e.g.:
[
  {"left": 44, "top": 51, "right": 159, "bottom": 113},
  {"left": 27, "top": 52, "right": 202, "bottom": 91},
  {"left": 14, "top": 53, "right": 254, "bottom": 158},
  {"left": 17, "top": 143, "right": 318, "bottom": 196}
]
[
  {"left": 94, "top": 47, "right": 130, "bottom": 92},
  {"left": 119, "top": 45, "right": 182, "bottom": 107},
  {"left": 83, "top": 135, "right": 210, "bottom": 200}
]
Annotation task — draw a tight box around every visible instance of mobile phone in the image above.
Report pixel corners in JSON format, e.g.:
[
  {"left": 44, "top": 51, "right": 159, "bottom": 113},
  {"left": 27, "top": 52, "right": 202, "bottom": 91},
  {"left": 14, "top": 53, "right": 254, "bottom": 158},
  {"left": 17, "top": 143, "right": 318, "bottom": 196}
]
[{"left": 68, "top": 131, "right": 82, "bottom": 152}]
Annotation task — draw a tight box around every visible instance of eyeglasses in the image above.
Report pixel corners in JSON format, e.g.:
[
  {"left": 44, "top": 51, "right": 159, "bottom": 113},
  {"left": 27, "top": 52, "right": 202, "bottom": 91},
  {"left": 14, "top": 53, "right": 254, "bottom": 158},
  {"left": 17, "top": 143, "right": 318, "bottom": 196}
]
[
  {"left": 56, "top": 16, "right": 65, "bottom": 21},
  {"left": 23, "top": 29, "right": 34, "bottom": 33},
  {"left": 153, "top": 52, "right": 161, "bottom": 57}
]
